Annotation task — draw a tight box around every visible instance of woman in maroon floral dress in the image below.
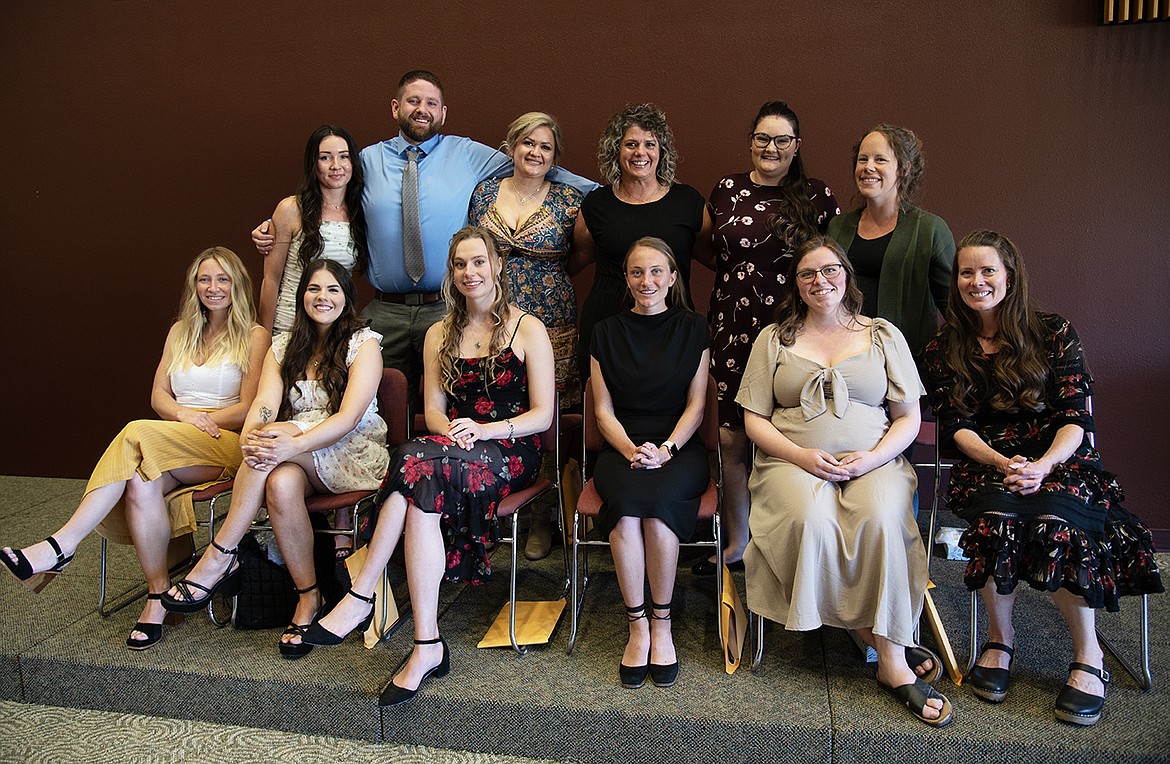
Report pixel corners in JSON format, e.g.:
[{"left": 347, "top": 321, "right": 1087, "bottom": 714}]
[
  {"left": 923, "top": 230, "right": 1161, "bottom": 726},
  {"left": 303, "top": 226, "right": 556, "bottom": 707}
]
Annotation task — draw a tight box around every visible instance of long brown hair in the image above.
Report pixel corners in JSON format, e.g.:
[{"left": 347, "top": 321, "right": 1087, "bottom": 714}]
[
  {"left": 437, "top": 226, "right": 513, "bottom": 395},
  {"left": 938, "top": 230, "right": 1049, "bottom": 416},
  {"left": 772, "top": 237, "right": 864, "bottom": 346},
  {"left": 278, "top": 259, "right": 367, "bottom": 420},
  {"left": 753, "top": 101, "right": 821, "bottom": 252}
]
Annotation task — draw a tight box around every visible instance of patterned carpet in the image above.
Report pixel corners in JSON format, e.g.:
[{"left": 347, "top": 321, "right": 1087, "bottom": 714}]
[{"left": 0, "top": 701, "right": 552, "bottom": 763}]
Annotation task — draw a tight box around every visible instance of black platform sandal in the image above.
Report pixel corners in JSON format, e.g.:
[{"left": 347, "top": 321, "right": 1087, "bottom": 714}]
[
  {"left": 648, "top": 601, "right": 679, "bottom": 688},
  {"left": 280, "top": 582, "right": 323, "bottom": 660},
  {"left": 619, "top": 604, "right": 650, "bottom": 689},
  {"left": 2, "top": 536, "right": 74, "bottom": 593},
  {"left": 1055, "top": 662, "right": 1109, "bottom": 726},
  {"left": 126, "top": 593, "right": 171, "bottom": 651}
]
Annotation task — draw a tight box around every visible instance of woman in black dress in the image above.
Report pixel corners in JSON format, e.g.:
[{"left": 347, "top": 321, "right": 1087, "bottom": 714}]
[
  {"left": 302, "top": 226, "right": 556, "bottom": 706},
  {"left": 923, "top": 230, "right": 1162, "bottom": 726},
  {"left": 571, "top": 103, "right": 713, "bottom": 383},
  {"left": 590, "top": 237, "right": 710, "bottom": 689}
]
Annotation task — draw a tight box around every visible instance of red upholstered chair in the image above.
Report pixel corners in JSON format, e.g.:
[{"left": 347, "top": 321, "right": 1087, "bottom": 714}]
[{"left": 567, "top": 374, "right": 723, "bottom": 655}]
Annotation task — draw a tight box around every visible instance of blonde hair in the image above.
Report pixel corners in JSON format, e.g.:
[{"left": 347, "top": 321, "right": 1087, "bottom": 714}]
[
  {"left": 437, "top": 227, "right": 512, "bottom": 395},
  {"left": 168, "top": 247, "right": 257, "bottom": 374},
  {"left": 503, "top": 111, "right": 564, "bottom": 165}
]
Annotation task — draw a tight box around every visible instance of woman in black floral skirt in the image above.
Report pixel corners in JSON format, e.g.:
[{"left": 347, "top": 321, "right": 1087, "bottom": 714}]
[
  {"left": 923, "top": 230, "right": 1162, "bottom": 726},
  {"left": 303, "top": 226, "right": 556, "bottom": 706}
]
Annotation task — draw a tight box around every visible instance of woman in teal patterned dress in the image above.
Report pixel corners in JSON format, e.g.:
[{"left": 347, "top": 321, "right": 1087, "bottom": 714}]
[{"left": 470, "top": 112, "right": 586, "bottom": 559}]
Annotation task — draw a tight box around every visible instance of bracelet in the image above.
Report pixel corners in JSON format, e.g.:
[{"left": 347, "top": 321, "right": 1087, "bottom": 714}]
[{"left": 506, "top": 419, "right": 514, "bottom": 440}]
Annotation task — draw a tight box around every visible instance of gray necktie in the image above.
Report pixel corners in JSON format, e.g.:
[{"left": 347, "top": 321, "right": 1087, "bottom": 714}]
[{"left": 402, "top": 146, "right": 425, "bottom": 284}]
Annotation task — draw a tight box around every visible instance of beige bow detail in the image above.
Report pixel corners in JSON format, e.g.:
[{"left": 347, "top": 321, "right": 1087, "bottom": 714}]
[{"left": 800, "top": 366, "right": 849, "bottom": 421}]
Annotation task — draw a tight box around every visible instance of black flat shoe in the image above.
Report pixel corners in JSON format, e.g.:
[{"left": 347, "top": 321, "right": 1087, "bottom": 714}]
[
  {"left": 648, "top": 601, "right": 678, "bottom": 687},
  {"left": 619, "top": 604, "right": 649, "bottom": 689},
  {"left": 2, "top": 536, "right": 74, "bottom": 593},
  {"left": 1055, "top": 662, "right": 1109, "bottom": 726},
  {"left": 968, "top": 641, "right": 1015, "bottom": 703},
  {"left": 379, "top": 636, "right": 451, "bottom": 706},
  {"left": 302, "top": 589, "right": 376, "bottom": 646},
  {"left": 126, "top": 593, "right": 166, "bottom": 651},
  {"left": 161, "top": 540, "right": 240, "bottom": 614},
  {"left": 691, "top": 558, "right": 744, "bottom": 576},
  {"left": 280, "top": 583, "right": 323, "bottom": 660}
]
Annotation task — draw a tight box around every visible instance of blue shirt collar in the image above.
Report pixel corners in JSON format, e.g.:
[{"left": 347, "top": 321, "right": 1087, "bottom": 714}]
[{"left": 390, "top": 132, "right": 442, "bottom": 157}]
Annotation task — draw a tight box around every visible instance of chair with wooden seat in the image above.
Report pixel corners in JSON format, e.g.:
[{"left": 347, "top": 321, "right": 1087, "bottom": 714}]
[{"left": 567, "top": 374, "right": 723, "bottom": 655}]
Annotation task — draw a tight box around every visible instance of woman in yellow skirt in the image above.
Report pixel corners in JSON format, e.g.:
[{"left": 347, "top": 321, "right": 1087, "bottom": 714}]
[{"left": 1, "top": 247, "right": 269, "bottom": 650}]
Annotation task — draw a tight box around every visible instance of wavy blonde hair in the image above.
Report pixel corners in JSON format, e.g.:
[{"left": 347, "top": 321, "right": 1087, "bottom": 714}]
[
  {"left": 597, "top": 103, "right": 677, "bottom": 187},
  {"left": 437, "top": 227, "right": 513, "bottom": 396},
  {"left": 168, "top": 247, "right": 257, "bottom": 374}
]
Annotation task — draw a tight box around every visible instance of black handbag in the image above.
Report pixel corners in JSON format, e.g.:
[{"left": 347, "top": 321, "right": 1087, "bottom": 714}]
[{"left": 233, "top": 533, "right": 297, "bottom": 630}]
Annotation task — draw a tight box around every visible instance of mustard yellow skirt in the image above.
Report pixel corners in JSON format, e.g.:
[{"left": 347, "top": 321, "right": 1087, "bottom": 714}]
[{"left": 92, "top": 419, "right": 242, "bottom": 545}]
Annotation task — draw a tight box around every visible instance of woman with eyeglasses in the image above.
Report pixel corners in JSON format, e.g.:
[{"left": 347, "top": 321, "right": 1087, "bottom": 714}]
[
  {"left": 738, "top": 237, "right": 952, "bottom": 727},
  {"left": 696, "top": 100, "right": 840, "bottom": 577},
  {"left": 827, "top": 124, "right": 953, "bottom": 363}
]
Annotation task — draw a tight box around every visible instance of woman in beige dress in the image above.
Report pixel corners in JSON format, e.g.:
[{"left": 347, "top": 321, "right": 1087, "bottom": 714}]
[{"left": 736, "top": 236, "right": 952, "bottom": 726}]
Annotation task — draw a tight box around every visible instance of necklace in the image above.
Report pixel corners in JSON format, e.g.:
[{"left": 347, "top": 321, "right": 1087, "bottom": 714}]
[
  {"left": 324, "top": 198, "right": 342, "bottom": 211},
  {"left": 510, "top": 179, "right": 545, "bottom": 206}
]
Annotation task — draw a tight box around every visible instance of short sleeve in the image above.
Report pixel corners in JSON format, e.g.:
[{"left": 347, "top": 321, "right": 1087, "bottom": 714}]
[
  {"left": 271, "top": 333, "right": 291, "bottom": 364},
  {"left": 873, "top": 319, "right": 926, "bottom": 404},
  {"left": 346, "top": 328, "right": 383, "bottom": 366},
  {"left": 735, "top": 324, "right": 781, "bottom": 418}
]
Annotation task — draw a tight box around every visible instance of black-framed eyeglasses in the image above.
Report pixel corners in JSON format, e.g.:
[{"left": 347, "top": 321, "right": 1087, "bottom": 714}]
[
  {"left": 795, "top": 264, "right": 843, "bottom": 283},
  {"left": 751, "top": 133, "right": 797, "bottom": 150}
]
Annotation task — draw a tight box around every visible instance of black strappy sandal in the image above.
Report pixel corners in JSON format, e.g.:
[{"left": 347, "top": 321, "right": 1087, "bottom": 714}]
[
  {"left": 160, "top": 540, "right": 241, "bottom": 614},
  {"left": 279, "top": 582, "right": 323, "bottom": 660},
  {"left": 2, "top": 536, "right": 74, "bottom": 593}
]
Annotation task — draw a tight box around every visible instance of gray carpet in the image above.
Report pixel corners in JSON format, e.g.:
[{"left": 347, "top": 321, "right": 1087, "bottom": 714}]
[{"left": 1, "top": 476, "right": 1168, "bottom": 763}]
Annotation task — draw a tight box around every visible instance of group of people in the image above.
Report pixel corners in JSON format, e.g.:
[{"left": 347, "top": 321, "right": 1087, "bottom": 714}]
[{"left": 3, "top": 69, "right": 1162, "bottom": 728}]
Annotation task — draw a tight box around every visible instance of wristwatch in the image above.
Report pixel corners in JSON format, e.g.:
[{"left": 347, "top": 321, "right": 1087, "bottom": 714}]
[{"left": 661, "top": 441, "right": 678, "bottom": 458}]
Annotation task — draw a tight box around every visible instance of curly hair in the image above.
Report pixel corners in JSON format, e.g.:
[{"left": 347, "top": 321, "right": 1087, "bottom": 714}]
[
  {"left": 278, "top": 259, "right": 368, "bottom": 421},
  {"left": 753, "top": 100, "right": 821, "bottom": 252},
  {"left": 622, "top": 237, "right": 692, "bottom": 311},
  {"left": 851, "top": 124, "right": 925, "bottom": 211},
  {"left": 596, "top": 103, "right": 677, "bottom": 187},
  {"left": 937, "top": 230, "right": 1050, "bottom": 417},
  {"left": 772, "top": 237, "right": 864, "bottom": 345},
  {"left": 437, "top": 226, "right": 513, "bottom": 396},
  {"left": 503, "top": 111, "right": 563, "bottom": 165},
  {"left": 296, "top": 125, "right": 368, "bottom": 274},
  {"left": 169, "top": 247, "right": 257, "bottom": 375}
]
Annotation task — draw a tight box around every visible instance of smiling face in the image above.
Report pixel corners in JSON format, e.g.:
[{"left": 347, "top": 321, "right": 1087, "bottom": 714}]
[
  {"left": 392, "top": 78, "right": 447, "bottom": 144},
  {"left": 855, "top": 131, "right": 900, "bottom": 208},
  {"left": 195, "top": 257, "right": 233, "bottom": 314},
  {"left": 303, "top": 268, "right": 345, "bottom": 327},
  {"left": 794, "top": 246, "right": 847, "bottom": 314},
  {"left": 956, "top": 245, "right": 1010, "bottom": 317},
  {"left": 619, "top": 125, "right": 660, "bottom": 183},
  {"left": 450, "top": 236, "right": 500, "bottom": 301},
  {"left": 510, "top": 125, "right": 556, "bottom": 181},
  {"left": 315, "top": 134, "right": 352, "bottom": 192},
  {"left": 751, "top": 115, "right": 800, "bottom": 184},
  {"left": 624, "top": 245, "right": 677, "bottom": 314}
]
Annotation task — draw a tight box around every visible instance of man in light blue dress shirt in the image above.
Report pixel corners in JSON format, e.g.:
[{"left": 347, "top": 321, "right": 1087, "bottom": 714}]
[{"left": 257, "top": 70, "right": 596, "bottom": 392}]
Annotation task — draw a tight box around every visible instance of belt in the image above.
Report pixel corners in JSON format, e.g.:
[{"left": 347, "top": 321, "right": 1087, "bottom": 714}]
[{"left": 375, "top": 290, "right": 442, "bottom": 305}]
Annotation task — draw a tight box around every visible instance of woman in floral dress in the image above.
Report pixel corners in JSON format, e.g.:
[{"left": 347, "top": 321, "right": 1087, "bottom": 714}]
[
  {"left": 304, "top": 226, "right": 556, "bottom": 707},
  {"left": 699, "top": 101, "right": 838, "bottom": 574},
  {"left": 923, "top": 230, "right": 1162, "bottom": 726}
]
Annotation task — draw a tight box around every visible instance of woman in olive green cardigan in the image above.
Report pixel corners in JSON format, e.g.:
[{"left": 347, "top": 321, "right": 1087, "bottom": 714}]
[{"left": 828, "top": 125, "right": 953, "bottom": 359}]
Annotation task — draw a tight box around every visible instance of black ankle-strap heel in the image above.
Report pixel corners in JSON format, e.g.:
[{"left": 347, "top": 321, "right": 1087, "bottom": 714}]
[
  {"left": 649, "top": 601, "right": 679, "bottom": 688},
  {"left": 620, "top": 604, "right": 650, "bottom": 689}
]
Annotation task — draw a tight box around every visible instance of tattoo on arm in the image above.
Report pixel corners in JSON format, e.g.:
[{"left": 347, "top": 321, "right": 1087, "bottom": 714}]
[{"left": 260, "top": 406, "right": 272, "bottom": 423}]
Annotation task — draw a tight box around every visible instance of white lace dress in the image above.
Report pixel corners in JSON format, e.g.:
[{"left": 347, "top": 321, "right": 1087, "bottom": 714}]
[
  {"left": 271, "top": 327, "right": 388, "bottom": 492},
  {"left": 273, "top": 221, "right": 359, "bottom": 333}
]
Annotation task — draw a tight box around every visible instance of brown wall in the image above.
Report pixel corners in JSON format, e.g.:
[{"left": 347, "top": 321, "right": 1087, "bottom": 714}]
[{"left": 3, "top": 2, "right": 1168, "bottom": 536}]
